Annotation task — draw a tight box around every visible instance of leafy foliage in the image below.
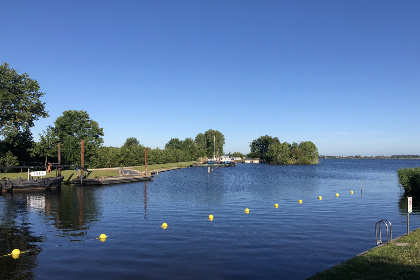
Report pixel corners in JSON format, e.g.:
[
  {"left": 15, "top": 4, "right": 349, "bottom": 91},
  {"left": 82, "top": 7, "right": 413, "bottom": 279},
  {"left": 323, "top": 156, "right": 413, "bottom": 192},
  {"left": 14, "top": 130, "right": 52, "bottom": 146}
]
[
  {"left": 250, "top": 135, "right": 280, "bottom": 163},
  {"left": 52, "top": 110, "right": 104, "bottom": 166},
  {"left": 250, "top": 135, "right": 318, "bottom": 165},
  {"left": 398, "top": 167, "right": 420, "bottom": 193},
  {"left": 0, "top": 62, "right": 48, "bottom": 136}
]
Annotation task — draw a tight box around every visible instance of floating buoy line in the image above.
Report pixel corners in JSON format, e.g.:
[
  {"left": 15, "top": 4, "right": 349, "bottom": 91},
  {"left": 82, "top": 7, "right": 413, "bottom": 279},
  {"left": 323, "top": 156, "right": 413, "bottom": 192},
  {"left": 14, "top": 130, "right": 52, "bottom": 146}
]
[{"left": 1, "top": 190, "right": 356, "bottom": 256}]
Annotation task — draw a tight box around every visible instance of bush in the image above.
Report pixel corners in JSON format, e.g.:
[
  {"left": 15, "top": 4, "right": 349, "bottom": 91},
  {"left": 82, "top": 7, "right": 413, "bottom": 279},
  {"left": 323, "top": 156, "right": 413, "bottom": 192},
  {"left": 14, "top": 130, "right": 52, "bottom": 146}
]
[{"left": 398, "top": 167, "right": 420, "bottom": 193}]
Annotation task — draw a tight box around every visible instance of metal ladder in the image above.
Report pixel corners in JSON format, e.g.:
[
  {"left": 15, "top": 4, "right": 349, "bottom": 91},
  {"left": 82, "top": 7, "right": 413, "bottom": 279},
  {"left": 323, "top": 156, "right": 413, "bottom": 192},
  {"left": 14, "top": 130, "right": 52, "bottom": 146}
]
[{"left": 375, "top": 219, "right": 392, "bottom": 246}]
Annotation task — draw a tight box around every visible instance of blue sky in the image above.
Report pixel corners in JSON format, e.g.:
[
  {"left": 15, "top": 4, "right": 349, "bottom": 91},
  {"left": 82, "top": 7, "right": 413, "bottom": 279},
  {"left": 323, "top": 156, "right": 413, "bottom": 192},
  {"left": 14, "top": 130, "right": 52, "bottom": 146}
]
[{"left": 1, "top": 1, "right": 419, "bottom": 156}]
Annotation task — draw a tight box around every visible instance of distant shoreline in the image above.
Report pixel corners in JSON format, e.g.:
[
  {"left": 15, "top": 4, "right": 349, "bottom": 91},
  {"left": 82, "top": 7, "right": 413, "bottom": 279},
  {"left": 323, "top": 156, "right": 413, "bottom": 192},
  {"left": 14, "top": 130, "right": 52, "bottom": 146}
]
[{"left": 320, "top": 156, "right": 420, "bottom": 160}]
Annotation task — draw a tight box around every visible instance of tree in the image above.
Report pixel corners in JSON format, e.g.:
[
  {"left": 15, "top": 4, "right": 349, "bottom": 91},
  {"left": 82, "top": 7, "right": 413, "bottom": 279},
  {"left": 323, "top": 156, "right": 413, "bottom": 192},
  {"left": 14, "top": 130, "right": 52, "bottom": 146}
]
[
  {"left": 249, "top": 135, "right": 280, "bottom": 162},
  {"left": 123, "top": 137, "right": 140, "bottom": 147},
  {"left": 0, "top": 129, "right": 34, "bottom": 165},
  {"left": 0, "top": 150, "right": 18, "bottom": 171},
  {"left": 31, "top": 126, "right": 58, "bottom": 165},
  {"left": 268, "top": 142, "right": 290, "bottom": 164},
  {"left": 203, "top": 129, "right": 225, "bottom": 158},
  {"left": 120, "top": 137, "right": 144, "bottom": 166},
  {"left": 299, "top": 141, "right": 319, "bottom": 163},
  {"left": 0, "top": 63, "right": 48, "bottom": 136},
  {"left": 92, "top": 146, "right": 120, "bottom": 168},
  {"left": 53, "top": 110, "right": 104, "bottom": 166},
  {"left": 194, "top": 133, "right": 207, "bottom": 158},
  {"left": 229, "top": 152, "right": 244, "bottom": 159},
  {"left": 165, "top": 138, "right": 182, "bottom": 150}
]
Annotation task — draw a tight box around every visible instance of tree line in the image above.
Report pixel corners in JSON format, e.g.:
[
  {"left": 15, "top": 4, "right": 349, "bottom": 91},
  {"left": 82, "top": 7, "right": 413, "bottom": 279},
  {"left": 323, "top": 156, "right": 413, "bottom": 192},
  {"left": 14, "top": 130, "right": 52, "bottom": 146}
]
[
  {"left": 1, "top": 63, "right": 231, "bottom": 169},
  {"left": 249, "top": 135, "right": 319, "bottom": 164},
  {"left": 1, "top": 63, "right": 319, "bottom": 169}
]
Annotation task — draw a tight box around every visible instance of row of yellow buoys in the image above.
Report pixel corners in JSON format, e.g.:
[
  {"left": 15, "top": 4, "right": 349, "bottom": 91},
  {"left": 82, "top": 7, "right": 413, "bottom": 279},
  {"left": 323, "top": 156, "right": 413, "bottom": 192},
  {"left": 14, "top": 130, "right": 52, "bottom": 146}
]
[
  {"left": 159, "top": 190, "right": 356, "bottom": 229},
  {"left": 6, "top": 190, "right": 357, "bottom": 257},
  {"left": 298, "top": 190, "right": 354, "bottom": 204}
]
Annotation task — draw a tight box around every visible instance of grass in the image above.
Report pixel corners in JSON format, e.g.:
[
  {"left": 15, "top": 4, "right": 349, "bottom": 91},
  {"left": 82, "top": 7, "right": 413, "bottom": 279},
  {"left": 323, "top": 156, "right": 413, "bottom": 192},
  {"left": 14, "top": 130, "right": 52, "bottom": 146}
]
[
  {"left": 0, "top": 162, "right": 194, "bottom": 183},
  {"left": 129, "top": 162, "right": 194, "bottom": 172},
  {"left": 308, "top": 228, "right": 420, "bottom": 279}
]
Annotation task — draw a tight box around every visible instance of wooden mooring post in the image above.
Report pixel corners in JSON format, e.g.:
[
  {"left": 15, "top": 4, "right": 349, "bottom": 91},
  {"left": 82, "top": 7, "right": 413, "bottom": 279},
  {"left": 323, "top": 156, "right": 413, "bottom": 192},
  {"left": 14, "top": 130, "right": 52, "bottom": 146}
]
[{"left": 145, "top": 148, "right": 148, "bottom": 176}]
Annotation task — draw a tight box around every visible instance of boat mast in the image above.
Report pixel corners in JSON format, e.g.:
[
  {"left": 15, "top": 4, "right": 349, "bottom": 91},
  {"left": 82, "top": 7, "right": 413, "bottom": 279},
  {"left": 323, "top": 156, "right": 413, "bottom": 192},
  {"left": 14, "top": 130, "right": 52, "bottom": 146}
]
[{"left": 213, "top": 135, "right": 216, "bottom": 160}]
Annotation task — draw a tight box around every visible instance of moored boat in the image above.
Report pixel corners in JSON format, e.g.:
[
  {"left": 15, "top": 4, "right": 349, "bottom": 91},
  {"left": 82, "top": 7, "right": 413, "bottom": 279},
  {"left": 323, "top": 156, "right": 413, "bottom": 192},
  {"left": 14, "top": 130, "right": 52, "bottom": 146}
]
[
  {"left": 0, "top": 176, "right": 64, "bottom": 191},
  {"left": 191, "top": 160, "right": 236, "bottom": 167}
]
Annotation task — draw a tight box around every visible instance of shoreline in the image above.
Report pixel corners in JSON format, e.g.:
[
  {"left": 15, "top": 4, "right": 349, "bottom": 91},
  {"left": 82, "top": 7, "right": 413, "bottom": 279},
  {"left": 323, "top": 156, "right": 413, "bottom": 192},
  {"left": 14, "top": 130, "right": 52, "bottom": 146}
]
[{"left": 308, "top": 227, "right": 420, "bottom": 279}]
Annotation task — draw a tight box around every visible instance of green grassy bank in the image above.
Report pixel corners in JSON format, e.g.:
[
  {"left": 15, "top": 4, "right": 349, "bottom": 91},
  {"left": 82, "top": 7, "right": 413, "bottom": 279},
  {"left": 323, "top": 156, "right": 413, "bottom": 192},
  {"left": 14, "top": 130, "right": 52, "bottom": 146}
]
[
  {"left": 1, "top": 162, "right": 194, "bottom": 182},
  {"left": 308, "top": 228, "right": 420, "bottom": 279}
]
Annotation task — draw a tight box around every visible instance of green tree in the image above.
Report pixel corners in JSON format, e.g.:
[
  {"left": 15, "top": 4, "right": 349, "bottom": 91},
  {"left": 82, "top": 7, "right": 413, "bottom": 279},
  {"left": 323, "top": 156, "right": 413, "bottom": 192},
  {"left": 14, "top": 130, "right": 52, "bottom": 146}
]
[
  {"left": 194, "top": 133, "right": 207, "bottom": 158},
  {"left": 268, "top": 142, "right": 291, "bottom": 164},
  {"left": 165, "top": 138, "right": 182, "bottom": 150},
  {"left": 123, "top": 137, "right": 140, "bottom": 147},
  {"left": 0, "top": 129, "right": 34, "bottom": 165},
  {"left": 298, "top": 141, "right": 319, "bottom": 163},
  {"left": 0, "top": 62, "right": 48, "bottom": 136},
  {"left": 0, "top": 150, "right": 19, "bottom": 171},
  {"left": 203, "top": 129, "right": 225, "bottom": 158},
  {"left": 53, "top": 110, "right": 104, "bottom": 166},
  {"left": 250, "top": 135, "right": 280, "bottom": 162},
  {"left": 31, "top": 126, "right": 58, "bottom": 165},
  {"left": 231, "top": 152, "right": 244, "bottom": 158},
  {"left": 119, "top": 137, "right": 144, "bottom": 166},
  {"left": 92, "top": 146, "right": 120, "bottom": 168}
]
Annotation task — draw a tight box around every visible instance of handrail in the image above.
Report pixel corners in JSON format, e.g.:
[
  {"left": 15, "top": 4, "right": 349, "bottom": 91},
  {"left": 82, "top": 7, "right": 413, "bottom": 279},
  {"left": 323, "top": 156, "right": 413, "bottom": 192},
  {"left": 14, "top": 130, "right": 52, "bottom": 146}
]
[{"left": 375, "top": 219, "right": 392, "bottom": 245}]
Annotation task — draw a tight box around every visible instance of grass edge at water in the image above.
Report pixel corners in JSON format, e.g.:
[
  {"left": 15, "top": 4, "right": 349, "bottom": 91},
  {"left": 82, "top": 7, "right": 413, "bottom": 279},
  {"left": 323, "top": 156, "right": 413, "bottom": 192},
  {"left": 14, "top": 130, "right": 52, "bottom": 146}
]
[
  {"left": 308, "top": 228, "right": 420, "bottom": 279},
  {"left": 0, "top": 162, "right": 194, "bottom": 182}
]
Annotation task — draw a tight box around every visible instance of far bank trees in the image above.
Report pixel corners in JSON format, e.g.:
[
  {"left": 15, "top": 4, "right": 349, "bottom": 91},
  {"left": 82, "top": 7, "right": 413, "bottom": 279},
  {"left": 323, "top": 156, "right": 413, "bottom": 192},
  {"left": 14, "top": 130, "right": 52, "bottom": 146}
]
[{"left": 250, "top": 135, "right": 319, "bottom": 164}]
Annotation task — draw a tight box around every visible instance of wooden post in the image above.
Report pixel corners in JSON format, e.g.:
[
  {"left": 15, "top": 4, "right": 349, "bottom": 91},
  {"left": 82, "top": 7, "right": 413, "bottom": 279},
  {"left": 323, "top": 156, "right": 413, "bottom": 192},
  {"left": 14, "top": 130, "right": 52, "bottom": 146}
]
[
  {"left": 145, "top": 148, "right": 148, "bottom": 176},
  {"left": 58, "top": 142, "right": 61, "bottom": 177},
  {"left": 81, "top": 140, "right": 84, "bottom": 177}
]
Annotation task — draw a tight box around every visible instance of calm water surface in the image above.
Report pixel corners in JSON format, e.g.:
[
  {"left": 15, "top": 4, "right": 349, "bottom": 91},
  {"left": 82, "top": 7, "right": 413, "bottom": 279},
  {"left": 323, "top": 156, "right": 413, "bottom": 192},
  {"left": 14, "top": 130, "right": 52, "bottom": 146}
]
[{"left": 1, "top": 159, "right": 420, "bottom": 279}]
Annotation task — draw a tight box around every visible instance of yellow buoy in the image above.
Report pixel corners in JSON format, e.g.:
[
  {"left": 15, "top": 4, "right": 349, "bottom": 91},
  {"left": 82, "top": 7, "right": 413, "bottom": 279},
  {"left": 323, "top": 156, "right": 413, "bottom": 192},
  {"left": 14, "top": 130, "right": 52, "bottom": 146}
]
[
  {"left": 350, "top": 191, "right": 354, "bottom": 194},
  {"left": 298, "top": 200, "right": 302, "bottom": 204},
  {"left": 161, "top": 223, "right": 168, "bottom": 229},
  {"left": 274, "top": 203, "right": 278, "bottom": 208},
  {"left": 244, "top": 208, "right": 250, "bottom": 213},
  {"left": 208, "top": 215, "right": 214, "bottom": 221},
  {"left": 98, "top": 234, "right": 108, "bottom": 242},
  {"left": 318, "top": 196, "right": 322, "bottom": 200},
  {"left": 11, "top": 249, "right": 20, "bottom": 259},
  {"left": 336, "top": 193, "right": 339, "bottom": 197}
]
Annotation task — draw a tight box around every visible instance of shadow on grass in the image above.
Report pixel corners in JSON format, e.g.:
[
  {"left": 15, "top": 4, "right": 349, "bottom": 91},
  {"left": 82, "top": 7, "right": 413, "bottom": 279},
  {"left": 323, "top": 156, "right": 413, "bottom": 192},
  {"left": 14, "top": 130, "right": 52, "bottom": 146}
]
[{"left": 308, "top": 254, "right": 420, "bottom": 279}]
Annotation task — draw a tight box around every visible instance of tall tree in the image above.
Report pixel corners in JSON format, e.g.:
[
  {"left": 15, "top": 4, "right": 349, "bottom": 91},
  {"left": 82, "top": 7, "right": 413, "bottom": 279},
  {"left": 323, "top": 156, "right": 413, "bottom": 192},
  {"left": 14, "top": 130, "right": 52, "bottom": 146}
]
[
  {"left": 203, "top": 129, "right": 225, "bottom": 158},
  {"left": 31, "top": 126, "right": 58, "bottom": 165},
  {"left": 53, "top": 110, "right": 104, "bottom": 166},
  {"left": 194, "top": 133, "right": 207, "bottom": 158},
  {"left": 0, "top": 62, "right": 48, "bottom": 136},
  {"left": 250, "top": 135, "right": 280, "bottom": 162}
]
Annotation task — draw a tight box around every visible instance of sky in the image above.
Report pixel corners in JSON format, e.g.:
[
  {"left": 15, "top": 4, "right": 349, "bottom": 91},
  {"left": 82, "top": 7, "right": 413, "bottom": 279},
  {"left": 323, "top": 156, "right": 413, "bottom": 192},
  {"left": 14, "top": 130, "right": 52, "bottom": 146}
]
[{"left": 1, "top": 0, "right": 419, "bottom": 156}]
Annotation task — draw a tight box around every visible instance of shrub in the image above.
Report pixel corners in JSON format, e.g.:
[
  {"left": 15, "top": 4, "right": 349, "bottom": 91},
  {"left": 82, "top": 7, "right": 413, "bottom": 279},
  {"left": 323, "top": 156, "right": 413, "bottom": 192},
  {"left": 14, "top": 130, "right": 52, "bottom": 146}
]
[{"left": 398, "top": 167, "right": 420, "bottom": 193}]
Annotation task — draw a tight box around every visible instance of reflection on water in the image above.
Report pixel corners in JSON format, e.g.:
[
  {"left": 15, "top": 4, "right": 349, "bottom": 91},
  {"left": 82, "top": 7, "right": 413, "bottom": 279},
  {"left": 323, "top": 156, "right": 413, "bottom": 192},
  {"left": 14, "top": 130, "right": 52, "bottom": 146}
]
[{"left": 1, "top": 159, "right": 420, "bottom": 279}]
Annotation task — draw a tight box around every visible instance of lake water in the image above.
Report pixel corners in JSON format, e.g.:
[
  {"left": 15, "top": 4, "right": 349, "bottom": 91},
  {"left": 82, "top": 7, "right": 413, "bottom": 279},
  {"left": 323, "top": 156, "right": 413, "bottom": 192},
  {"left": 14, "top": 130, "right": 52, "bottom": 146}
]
[{"left": 1, "top": 159, "right": 420, "bottom": 279}]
